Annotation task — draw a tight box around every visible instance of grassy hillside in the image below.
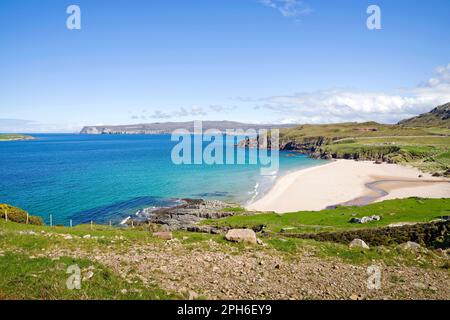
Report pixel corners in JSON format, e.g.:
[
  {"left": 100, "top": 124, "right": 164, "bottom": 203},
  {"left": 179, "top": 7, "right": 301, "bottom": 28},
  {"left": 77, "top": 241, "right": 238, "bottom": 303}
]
[
  {"left": 204, "top": 198, "right": 450, "bottom": 234},
  {"left": 280, "top": 122, "right": 437, "bottom": 143},
  {"left": 320, "top": 136, "right": 450, "bottom": 174},
  {"left": 0, "top": 204, "right": 43, "bottom": 225},
  {"left": 399, "top": 103, "right": 450, "bottom": 128},
  {"left": 279, "top": 121, "right": 450, "bottom": 175},
  {"left": 0, "top": 198, "right": 449, "bottom": 300}
]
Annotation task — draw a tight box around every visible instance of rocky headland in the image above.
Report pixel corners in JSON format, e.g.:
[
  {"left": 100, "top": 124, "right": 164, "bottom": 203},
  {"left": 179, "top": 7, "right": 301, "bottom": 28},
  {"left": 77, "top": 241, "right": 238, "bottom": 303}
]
[{"left": 128, "top": 199, "right": 241, "bottom": 233}]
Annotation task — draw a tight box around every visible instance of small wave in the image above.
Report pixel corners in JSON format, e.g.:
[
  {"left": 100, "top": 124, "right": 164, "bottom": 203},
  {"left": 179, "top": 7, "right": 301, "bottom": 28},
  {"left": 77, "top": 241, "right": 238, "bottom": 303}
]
[
  {"left": 249, "top": 182, "right": 260, "bottom": 202},
  {"left": 120, "top": 216, "right": 131, "bottom": 225},
  {"left": 245, "top": 172, "right": 280, "bottom": 205}
]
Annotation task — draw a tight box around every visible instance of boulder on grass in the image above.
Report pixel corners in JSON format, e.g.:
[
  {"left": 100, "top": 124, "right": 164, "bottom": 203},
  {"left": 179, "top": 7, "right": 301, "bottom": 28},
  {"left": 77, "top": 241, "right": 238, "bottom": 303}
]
[
  {"left": 152, "top": 231, "right": 173, "bottom": 240},
  {"left": 225, "top": 229, "right": 257, "bottom": 244},
  {"left": 397, "top": 241, "right": 422, "bottom": 252},
  {"left": 349, "top": 239, "right": 370, "bottom": 249},
  {"left": 349, "top": 215, "right": 381, "bottom": 224}
]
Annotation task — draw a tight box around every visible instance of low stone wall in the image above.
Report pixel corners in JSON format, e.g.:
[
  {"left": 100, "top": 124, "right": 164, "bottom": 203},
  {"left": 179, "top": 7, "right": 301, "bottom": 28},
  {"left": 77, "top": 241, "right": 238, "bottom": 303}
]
[{"left": 282, "top": 220, "right": 449, "bottom": 249}]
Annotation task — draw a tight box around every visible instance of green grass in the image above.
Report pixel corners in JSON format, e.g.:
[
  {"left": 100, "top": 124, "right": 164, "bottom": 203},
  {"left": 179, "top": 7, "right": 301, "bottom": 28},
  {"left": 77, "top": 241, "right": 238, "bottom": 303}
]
[
  {"left": 222, "top": 207, "right": 246, "bottom": 213},
  {"left": 424, "top": 127, "right": 450, "bottom": 135},
  {"left": 1, "top": 198, "right": 449, "bottom": 300},
  {"left": 0, "top": 204, "right": 43, "bottom": 225},
  {"left": 202, "top": 198, "right": 450, "bottom": 234},
  {"left": 0, "top": 252, "right": 177, "bottom": 300},
  {"left": 263, "top": 236, "right": 446, "bottom": 268},
  {"left": 280, "top": 122, "right": 438, "bottom": 143},
  {"left": 0, "top": 220, "right": 183, "bottom": 300}
]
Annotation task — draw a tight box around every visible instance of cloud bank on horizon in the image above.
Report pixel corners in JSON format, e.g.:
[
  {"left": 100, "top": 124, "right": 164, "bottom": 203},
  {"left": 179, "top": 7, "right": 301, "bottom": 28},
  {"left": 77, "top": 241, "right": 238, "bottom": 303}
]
[
  {"left": 253, "top": 63, "right": 450, "bottom": 124},
  {"left": 1, "top": 62, "right": 449, "bottom": 133},
  {"left": 140, "top": 63, "right": 450, "bottom": 125}
]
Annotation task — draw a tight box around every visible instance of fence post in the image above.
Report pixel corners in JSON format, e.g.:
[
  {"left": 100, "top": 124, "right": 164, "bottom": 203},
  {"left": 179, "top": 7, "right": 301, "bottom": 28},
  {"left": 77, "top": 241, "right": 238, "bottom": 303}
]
[
  {"left": 70, "top": 219, "right": 73, "bottom": 228},
  {"left": 109, "top": 220, "right": 112, "bottom": 228},
  {"left": 131, "top": 220, "right": 134, "bottom": 228},
  {"left": 5, "top": 209, "right": 8, "bottom": 222},
  {"left": 26, "top": 213, "right": 29, "bottom": 225},
  {"left": 90, "top": 220, "right": 93, "bottom": 230}
]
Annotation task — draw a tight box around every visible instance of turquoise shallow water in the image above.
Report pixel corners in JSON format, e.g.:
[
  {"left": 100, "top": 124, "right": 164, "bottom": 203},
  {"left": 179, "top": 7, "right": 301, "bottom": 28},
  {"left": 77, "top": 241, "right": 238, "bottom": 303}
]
[{"left": 0, "top": 134, "right": 325, "bottom": 225}]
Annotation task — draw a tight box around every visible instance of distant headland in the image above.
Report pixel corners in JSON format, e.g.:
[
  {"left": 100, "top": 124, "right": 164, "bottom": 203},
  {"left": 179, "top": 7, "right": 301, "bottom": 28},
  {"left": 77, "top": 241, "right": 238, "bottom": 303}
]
[
  {"left": 80, "top": 121, "right": 299, "bottom": 135},
  {"left": 0, "top": 134, "right": 35, "bottom": 141}
]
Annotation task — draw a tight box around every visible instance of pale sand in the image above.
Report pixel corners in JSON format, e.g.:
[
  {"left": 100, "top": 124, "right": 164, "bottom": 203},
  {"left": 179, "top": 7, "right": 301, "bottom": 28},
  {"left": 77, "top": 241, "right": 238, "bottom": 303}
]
[{"left": 246, "top": 160, "right": 450, "bottom": 213}]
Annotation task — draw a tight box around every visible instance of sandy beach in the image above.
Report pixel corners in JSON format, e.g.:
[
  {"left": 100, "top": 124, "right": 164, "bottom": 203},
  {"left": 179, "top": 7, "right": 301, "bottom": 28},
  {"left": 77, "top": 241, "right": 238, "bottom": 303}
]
[{"left": 246, "top": 160, "right": 450, "bottom": 213}]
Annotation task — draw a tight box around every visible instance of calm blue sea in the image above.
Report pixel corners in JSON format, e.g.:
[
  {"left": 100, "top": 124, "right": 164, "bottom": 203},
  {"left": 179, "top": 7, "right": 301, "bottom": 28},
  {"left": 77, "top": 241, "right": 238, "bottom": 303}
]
[{"left": 0, "top": 134, "right": 325, "bottom": 225}]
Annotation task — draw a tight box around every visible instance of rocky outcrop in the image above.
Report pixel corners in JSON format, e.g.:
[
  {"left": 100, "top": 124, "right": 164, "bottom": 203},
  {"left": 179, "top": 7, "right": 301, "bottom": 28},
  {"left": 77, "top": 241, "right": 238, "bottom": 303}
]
[
  {"left": 240, "top": 134, "right": 400, "bottom": 163},
  {"left": 349, "top": 239, "right": 370, "bottom": 249},
  {"left": 397, "top": 241, "right": 422, "bottom": 252},
  {"left": 349, "top": 215, "right": 381, "bottom": 224},
  {"left": 225, "top": 229, "right": 258, "bottom": 244},
  {"left": 130, "top": 199, "right": 235, "bottom": 231},
  {"left": 308, "top": 145, "right": 401, "bottom": 163},
  {"left": 282, "top": 220, "right": 450, "bottom": 249},
  {"left": 399, "top": 102, "right": 450, "bottom": 128}
]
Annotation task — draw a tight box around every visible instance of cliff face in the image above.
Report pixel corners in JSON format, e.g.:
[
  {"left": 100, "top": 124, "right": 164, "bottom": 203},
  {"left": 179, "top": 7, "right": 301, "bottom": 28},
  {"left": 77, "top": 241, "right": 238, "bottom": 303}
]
[
  {"left": 309, "top": 145, "right": 402, "bottom": 163},
  {"left": 243, "top": 132, "right": 437, "bottom": 168},
  {"left": 278, "top": 137, "right": 399, "bottom": 162}
]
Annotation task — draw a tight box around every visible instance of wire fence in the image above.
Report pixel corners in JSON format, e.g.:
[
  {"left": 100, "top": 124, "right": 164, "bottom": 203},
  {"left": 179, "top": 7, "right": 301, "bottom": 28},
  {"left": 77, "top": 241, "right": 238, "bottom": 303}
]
[{"left": 2, "top": 208, "right": 132, "bottom": 229}]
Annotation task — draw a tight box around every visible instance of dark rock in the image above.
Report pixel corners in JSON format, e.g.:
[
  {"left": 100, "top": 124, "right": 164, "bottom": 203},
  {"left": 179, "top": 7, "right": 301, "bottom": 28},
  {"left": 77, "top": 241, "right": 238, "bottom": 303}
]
[
  {"left": 284, "top": 220, "right": 450, "bottom": 249},
  {"left": 187, "top": 225, "right": 225, "bottom": 234},
  {"left": 432, "top": 172, "right": 442, "bottom": 177},
  {"left": 349, "top": 215, "right": 381, "bottom": 224},
  {"left": 145, "top": 199, "right": 233, "bottom": 230}
]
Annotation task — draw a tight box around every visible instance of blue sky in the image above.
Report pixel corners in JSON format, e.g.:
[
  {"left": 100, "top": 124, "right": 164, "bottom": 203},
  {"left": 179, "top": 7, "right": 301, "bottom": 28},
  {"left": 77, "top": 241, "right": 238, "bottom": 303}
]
[{"left": 0, "top": 0, "right": 449, "bottom": 132}]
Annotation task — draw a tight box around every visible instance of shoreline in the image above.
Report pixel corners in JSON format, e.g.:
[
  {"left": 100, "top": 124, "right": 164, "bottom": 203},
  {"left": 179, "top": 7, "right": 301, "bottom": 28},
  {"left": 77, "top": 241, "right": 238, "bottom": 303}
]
[{"left": 246, "top": 160, "right": 450, "bottom": 213}]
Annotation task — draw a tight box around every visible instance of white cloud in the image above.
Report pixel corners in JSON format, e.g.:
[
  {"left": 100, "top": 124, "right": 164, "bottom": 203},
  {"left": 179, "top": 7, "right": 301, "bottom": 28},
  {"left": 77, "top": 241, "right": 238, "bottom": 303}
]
[
  {"left": 260, "top": 0, "right": 312, "bottom": 18},
  {"left": 143, "top": 105, "right": 238, "bottom": 120},
  {"left": 254, "top": 63, "right": 450, "bottom": 124},
  {"left": 147, "top": 110, "right": 172, "bottom": 119},
  {"left": 209, "top": 105, "right": 237, "bottom": 112},
  {"left": 425, "top": 63, "right": 450, "bottom": 87},
  {"left": 176, "top": 105, "right": 207, "bottom": 117},
  {"left": 144, "top": 106, "right": 208, "bottom": 120}
]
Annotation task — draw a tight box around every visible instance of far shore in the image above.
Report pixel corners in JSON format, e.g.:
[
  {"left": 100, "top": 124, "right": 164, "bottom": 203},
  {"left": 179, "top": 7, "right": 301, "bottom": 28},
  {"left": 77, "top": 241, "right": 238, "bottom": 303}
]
[
  {"left": 0, "top": 134, "right": 35, "bottom": 142},
  {"left": 246, "top": 160, "right": 450, "bottom": 213}
]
